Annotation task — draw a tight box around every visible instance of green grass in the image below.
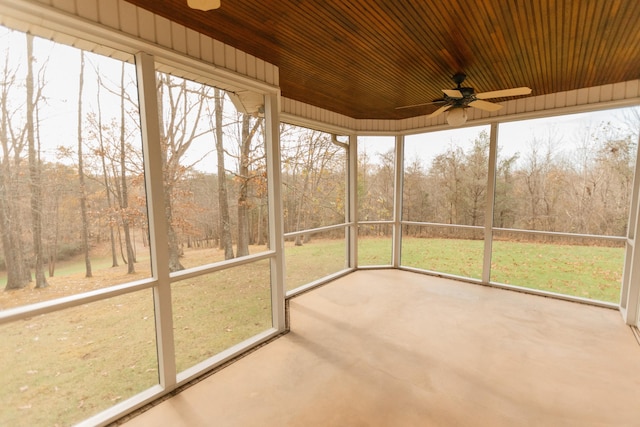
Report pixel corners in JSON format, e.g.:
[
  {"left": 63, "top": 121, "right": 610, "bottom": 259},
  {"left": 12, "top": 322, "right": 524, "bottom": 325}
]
[
  {"left": 172, "top": 260, "right": 272, "bottom": 372},
  {"left": 490, "top": 239, "right": 623, "bottom": 302},
  {"left": 296, "top": 236, "right": 624, "bottom": 303},
  {"left": 285, "top": 239, "right": 347, "bottom": 290},
  {"left": 398, "top": 237, "right": 623, "bottom": 303},
  {"left": 0, "top": 291, "right": 159, "bottom": 426},
  {"left": 401, "top": 237, "right": 485, "bottom": 278},
  {"left": 358, "top": 236, "right": 393, "bottom": 266}
]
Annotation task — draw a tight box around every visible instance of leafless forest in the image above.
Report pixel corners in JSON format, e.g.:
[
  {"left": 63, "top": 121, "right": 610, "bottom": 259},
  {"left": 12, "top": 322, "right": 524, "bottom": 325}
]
[{"left": 1, "top": 28, "right": 638, "bottom": 293}]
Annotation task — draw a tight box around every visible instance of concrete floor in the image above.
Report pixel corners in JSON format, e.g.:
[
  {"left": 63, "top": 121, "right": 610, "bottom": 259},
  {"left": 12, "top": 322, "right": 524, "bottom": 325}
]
[{"left": 122, "top": 270, "right": 640, "bottom": 426}]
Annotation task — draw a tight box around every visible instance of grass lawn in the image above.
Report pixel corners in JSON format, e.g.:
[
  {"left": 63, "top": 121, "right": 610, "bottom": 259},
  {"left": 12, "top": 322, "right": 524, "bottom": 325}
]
[
  {"left": 0, "top": 245, "right": 273, "bottom": 427},
  {"left": 399, "top": 237, "right": 623, "bottom": 303},
  {"left": 285, "top": 239, "right": 347, "bottom": 290},
  {"left": 0, "top": 236, "right": 625, "bottom": 425}
]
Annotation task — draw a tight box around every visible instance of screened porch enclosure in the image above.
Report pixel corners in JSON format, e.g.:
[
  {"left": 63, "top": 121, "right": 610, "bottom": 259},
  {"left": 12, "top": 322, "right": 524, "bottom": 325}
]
[{"left": 0, "top": 1, "right": 639, "bottom": 426}]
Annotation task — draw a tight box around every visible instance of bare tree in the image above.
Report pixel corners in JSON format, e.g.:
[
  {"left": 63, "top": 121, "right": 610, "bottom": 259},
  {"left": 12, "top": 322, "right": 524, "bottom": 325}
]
[
  {"left": 93, "top": 74, "right": 118, "bottom": 268},
  {"left": 213, "top": 88, "right": 234, "bottom": 259},
  {"left": 463, "top": 130, "right": 489, "bottom": 226},
  {"left": 26, "top": 33, "right": 48, "bottom": 288},
  {"left": 117, "top": 63, "right": 135, "bottom": 273},
  {"left": 1, "top": 39, "right": 33, "bottom": 290},
  {"left": 157, "top": 73, "right": 212, "bottom": 269},
  {"left": 236, "top": 114, "right": 263, "bottom": 257},
  {"left": 77, "top": 51, "right": 92, "bottom": 278}
]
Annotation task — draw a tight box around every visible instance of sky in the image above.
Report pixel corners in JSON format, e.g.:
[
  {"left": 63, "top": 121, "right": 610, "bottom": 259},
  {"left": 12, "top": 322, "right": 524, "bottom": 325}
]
[{"left": 361, "top": 106, "right": 640, "bottom": 169}]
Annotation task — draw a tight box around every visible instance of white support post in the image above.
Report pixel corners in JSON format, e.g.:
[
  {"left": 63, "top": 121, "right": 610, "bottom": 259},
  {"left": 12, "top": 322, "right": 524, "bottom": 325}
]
[
  {"left": 348, "top": 134, "right": 358, "bottom": 268},
  {"left": 482, "top": 123, "right": 498, "bottom": 283},
  {"left": 135, "top": 52, "right": 177, "bottom": 389},
  {"left": 620, "top": 135, "right": 640, "bottom": 326},
  {"left": 265, "top": 92, "right": 286, "bottom": 331},
  {"left": 392, "top": 134, "right": 404, "bottom": 268}
]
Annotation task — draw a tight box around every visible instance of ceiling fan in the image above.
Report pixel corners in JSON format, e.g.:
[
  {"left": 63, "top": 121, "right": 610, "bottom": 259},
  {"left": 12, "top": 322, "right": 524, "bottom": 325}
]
[
  {"left": 187, "top": 0, "right": 221, "bottom": 11},
  {"left": 399, "top": 73, "right": 532, "bottom": 126}
]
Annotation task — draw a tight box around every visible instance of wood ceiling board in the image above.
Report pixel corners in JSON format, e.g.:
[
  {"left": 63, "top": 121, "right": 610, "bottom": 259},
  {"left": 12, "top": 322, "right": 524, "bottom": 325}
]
[{"left": 124, "top": 0, "right": 640, "bottom": 120}]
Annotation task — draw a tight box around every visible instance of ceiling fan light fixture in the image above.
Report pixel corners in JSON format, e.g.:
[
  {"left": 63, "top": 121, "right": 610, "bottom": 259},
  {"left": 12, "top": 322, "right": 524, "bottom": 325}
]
[
  {"left": 187, "top": 0, "right": 221, "bottom": 11},
  {"left": 446, "top": 107, "right": 467, "bottom": 126}
]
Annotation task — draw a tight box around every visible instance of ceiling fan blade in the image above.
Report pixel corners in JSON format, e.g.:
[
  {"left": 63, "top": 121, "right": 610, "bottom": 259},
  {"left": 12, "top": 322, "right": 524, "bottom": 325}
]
[
  {"left": 469, "top": 99, "right": 504, "bottom": 112},
  {"left": 442, "top": 89, "right": 463, "bottom": 98},
  {"left": 395, "top": 99, "right": 446, "bottom": 110},
  {"left": 476, "top": 87, "right": 531, "bottom": 99},
  {"left": 427, "top": 104, "right": 452, "bottom": 118},
  {"left": 187, "top": 0, "right": 221, "bottom": 11}
]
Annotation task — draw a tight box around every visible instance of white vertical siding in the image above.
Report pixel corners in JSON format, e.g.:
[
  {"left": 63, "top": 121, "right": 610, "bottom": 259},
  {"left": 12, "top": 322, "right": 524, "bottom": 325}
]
[
  {"left": 118, "top": 0, "right": 139, "bottom": 37},
  {"left": 97, "top": 0, "right": 119, "bottom": 29},
  {"left": 76, "top": 0, "right": 98, "bottom": 21},
  {"left": 170, "top": 21, "right": 187, "bottom": 54},
  {"left": 137, "top": 7, "right": 155, "bottom": 43},
  {"left": 51, "top": 0, "right": 75, "bottom": 13}
]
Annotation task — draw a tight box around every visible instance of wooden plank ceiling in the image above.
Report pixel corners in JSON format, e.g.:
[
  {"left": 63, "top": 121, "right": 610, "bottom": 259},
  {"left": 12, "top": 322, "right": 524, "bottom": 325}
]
[{"left": 125, "top": 0, "right": 640, "bottom": 120}]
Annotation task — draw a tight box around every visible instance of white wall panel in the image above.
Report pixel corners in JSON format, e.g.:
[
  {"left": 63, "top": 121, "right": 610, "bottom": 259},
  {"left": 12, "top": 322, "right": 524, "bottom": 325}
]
[
  {"left": 98, "top": 0, "right": 119, "bottom": 29},
  {"left": 554, "top": 91, "right": 567, "bottom": 108},
  {"left": 170, "top": 21, "right": 187, "bottom": 54},
  {"left": 224, "top": 44, "right": 236, "bottom": 71},
  {"left": 137, "top": 6, "right": 155, "bottom": 43},
  {"left": 154, "top": 14, "right": 172, "bottom": 48},
  {"left": 212, "top": 39, "right": 226, "bottom": 67},
  {"left": 235, "top": 50, "right": 247, "bottom": 76},
  {"left": 599, "top": 84, "right": 613, "bottom": 102},
  {"left": 199, "top": 33, "right": 213, "bottom": 63},
  {"left": 565, "top": 89, "right": 578, "bottom": 107},
  {"left": 186, "top": 27, "right": 200, "bottom": 58},
  {"left": 52, "top": 0, "right": 75, "bottom": 13},
  {"left": 576, "top": 87, "right": 589, "bottom": 105},
  {"left": 543, "top": 93, "right": 556, "bottom": 110},
  {"left": 118, "top": 0, "right": 138, "bottom": 37},
  {"left": 76, "top": 0, "right": 98, "bottom": 21},
  {"left": 588, "top": 86, "right": 601, "bottom": 104},
  {"left": 246, "top": 55, "right": 257, "bottom": 79},
  {"left": 626, "top": 80, "right": 639, "bottom": 97}
]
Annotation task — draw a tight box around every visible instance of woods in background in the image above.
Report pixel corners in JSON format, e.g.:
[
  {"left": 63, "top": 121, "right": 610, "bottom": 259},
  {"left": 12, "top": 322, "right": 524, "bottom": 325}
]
[{"left": 1, "top": 26, "right": 638, "bottom": 293}]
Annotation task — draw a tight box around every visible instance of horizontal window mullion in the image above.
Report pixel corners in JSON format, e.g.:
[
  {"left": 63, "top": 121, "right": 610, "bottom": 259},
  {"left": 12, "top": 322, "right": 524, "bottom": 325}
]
[
  {"left": 400, "top": 221, "right": 484, "bottom": 231},
  {"left": 284, "top": 222, "right": 352, "bottom": 238},
  {"left": 169, "top": 251, "right": 276, "bottom": 282},
  {"left": 0, "top": 278, "right": 158, "bottom": 325},
  {"left": 358, "top": 220, "right": 394, "bottom": 226},
  {"left": 493, "top": 227, "right": 626, "bottom": 242}
]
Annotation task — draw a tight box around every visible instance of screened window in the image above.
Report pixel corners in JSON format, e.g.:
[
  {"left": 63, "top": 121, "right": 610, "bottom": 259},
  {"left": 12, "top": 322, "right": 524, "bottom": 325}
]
[
  {"left": 401, "top": 126, "right": 490, "bottom": 279},
  {"left": 0, "top": 26, "right": 148, "bottom": 309},
  {"left": 493, "top": 109, "right": 638, "bottom": 302},
  {"left": 280, "top": 124, "right": 348, "bottom": 290}
]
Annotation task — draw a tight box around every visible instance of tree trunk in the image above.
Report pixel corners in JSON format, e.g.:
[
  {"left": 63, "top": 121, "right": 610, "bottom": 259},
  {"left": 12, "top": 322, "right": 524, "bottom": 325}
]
[
  {"left": 214, "top": 89, "right": 234, "bottom": 260},
  {"left": 1, "top": 52, "right": 31, "bottom": 290},
  {"left": 48, "top": 196, "right": 59, "bottom": 277},
  {"left": 77, "top": 51, "right": 92, "bottom": 278},
  {"left": 236, "top": 115, "right": 263, "bottom": 257},
  {"left": 26, "top": 34, "right": 48, "bottom": 288},
  {"left": 156, "top": 75, "right": 184, "bottom": 272},
  {"left": 118, "top": 63, "right": 136, "bottom": 273},
  {"left": 96, "top": 74, "right": 119, "bottom": 268},
  {"left": 0, "top": 170, "right": 31, "bottom": 290}
]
